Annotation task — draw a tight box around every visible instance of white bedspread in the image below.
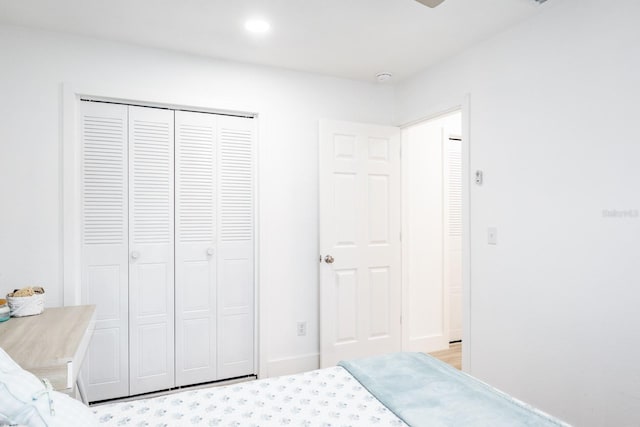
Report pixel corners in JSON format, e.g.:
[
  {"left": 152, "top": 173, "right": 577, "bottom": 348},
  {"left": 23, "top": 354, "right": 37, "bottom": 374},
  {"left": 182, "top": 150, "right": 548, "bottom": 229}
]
[{"left": 92, "top": 366, "right": 408, "bottom": 426}]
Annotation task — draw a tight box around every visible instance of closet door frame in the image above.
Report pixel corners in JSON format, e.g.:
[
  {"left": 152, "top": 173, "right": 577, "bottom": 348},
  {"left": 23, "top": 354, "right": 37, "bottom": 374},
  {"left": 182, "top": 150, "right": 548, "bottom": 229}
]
[{"left": 62, "top": 84, "right": 264, "bottom": 382}]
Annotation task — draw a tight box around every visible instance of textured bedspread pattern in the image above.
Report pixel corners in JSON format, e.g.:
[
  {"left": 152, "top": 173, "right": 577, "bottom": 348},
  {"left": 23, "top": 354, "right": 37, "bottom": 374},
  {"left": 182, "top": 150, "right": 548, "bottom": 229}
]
[
  {"left": 339, "top": 352, "right": 570, "bottom": 427},
  {"left": 92, "top": 366, "right": 408, "bottom": 426}
]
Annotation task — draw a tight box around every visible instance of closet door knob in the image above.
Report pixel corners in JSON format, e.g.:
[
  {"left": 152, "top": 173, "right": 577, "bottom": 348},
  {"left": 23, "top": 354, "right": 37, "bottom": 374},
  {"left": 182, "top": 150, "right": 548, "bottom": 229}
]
[
  {"left": 324, "top": 255, "right": 335, "bottom": 264},
  {"left": 206, "top": 247, "right": 214, "bottom": 256},
  {"left": 131, "top": 251, "right": 140, "bottom": 260}
]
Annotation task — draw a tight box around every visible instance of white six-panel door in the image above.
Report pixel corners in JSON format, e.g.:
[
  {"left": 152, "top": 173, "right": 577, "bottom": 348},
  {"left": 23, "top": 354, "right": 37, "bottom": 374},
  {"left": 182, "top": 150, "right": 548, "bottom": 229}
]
[
  {"left": 175, "top": 111, "right": 218, "bottom": 386},
  {"left": 80, "top": 101, "right": 130, "bottom": 401},
  {"left": 128, "top": 106, "right": 175, "bottom": 395},
  {"left": 319, "top": 120, "right": 401, "bottom": 368}
]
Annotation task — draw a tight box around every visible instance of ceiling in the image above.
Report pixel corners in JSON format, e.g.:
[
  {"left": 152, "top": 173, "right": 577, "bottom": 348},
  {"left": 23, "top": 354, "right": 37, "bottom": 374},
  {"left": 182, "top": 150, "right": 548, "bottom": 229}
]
[{"left": 0, "top": 0, "right": 545, "bottom": 82}]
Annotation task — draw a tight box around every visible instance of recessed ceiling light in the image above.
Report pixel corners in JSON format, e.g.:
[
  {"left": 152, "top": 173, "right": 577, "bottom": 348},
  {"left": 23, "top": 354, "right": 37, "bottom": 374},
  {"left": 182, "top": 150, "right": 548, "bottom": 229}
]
[{"left": 245, "top": 18, "right": 271, "bottom": 34}]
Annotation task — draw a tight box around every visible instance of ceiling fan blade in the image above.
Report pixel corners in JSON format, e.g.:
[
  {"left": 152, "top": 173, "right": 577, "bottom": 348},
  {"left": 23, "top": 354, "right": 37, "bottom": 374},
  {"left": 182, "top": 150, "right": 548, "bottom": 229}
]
[{"left": 414, "top": 0, "right": 446, "bottom": 7}]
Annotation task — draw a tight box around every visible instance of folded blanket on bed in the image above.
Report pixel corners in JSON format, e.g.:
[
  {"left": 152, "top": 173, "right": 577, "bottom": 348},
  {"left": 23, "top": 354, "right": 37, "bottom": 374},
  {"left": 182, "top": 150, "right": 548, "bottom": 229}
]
[{"left": 339, "top": 352, "right": 569, "bottom": 427}]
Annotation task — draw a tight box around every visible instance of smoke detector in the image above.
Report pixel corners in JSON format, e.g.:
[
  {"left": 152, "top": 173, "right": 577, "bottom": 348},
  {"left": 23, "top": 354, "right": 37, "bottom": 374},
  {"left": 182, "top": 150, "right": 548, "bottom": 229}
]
[{"left": 376, "top": 72, "right": 393, "bottom": 83}]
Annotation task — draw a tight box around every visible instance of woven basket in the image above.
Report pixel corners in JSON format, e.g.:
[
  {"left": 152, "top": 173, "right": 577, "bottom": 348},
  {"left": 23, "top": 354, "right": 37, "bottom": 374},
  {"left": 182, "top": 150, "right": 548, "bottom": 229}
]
[{"left": 7, "top": 292, "right": 45, "bottom": 317}]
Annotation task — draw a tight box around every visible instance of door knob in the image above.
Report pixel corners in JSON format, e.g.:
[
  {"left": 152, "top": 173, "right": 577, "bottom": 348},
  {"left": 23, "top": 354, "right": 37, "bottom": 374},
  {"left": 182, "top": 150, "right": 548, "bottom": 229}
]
[
  {"left": 206, "top": 247, "right": 214, "bottom": 256},
  {"left": 131, "top": 251, "right": 140, "bottom": 260},
  {"left": 324, "top": 255, "right": 335, "bottom": 264}
]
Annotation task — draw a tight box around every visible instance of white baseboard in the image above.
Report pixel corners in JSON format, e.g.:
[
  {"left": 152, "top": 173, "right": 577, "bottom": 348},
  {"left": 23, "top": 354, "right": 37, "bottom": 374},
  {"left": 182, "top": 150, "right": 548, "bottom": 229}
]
[
  {"left": 405, "top": 335, "right": 449, "bottom": 353},
  {"left": 449, "top": 328, "right": 462, "bottom": 343},
  {"left": 266, "top": 353, "right": 320, "bottom": 378}
]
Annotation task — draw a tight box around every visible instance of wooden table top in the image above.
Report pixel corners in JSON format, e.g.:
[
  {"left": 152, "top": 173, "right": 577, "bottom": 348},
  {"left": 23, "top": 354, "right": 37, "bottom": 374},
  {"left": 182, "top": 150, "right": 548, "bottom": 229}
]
[{"left": 0, "top": 305, "right": 96, "bottom": 389}]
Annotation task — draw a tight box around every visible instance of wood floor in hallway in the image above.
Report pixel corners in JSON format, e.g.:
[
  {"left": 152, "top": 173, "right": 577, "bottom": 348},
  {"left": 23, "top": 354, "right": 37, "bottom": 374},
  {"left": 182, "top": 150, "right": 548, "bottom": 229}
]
[{"left": 428, "top": 342, "right": 462, "bottom": 370}]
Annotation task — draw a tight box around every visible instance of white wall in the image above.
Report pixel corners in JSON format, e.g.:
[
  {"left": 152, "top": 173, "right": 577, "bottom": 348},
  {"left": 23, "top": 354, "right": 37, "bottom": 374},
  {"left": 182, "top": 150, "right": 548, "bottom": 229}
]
[
  {"left": 0, "top": 24, "right": 394, "bottom": 375},
  {"left": 395, "top": 0, "right": 640, "bottom": 425},
  {"left": 4, "top": 0, "right": 640, "bottom": 421}
]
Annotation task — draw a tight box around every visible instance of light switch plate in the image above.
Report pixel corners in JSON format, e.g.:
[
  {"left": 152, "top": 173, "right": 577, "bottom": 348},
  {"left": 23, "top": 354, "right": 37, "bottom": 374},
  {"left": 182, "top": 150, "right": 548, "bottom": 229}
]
[
  {"left": 488, "top": 227, "right": 498, "bottom": 245},
  {"left": 297, "top": 321, "right": 307, "bottom": 336}
]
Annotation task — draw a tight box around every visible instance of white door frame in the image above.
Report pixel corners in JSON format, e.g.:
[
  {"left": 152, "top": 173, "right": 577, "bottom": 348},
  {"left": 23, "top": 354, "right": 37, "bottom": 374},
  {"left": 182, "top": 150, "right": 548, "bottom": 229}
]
[
  {"left": 60, "top": 83, "right": 266, "bottom": 378},
  {"left": 399, "top": 95, "right": 471, "bottom": 372}
]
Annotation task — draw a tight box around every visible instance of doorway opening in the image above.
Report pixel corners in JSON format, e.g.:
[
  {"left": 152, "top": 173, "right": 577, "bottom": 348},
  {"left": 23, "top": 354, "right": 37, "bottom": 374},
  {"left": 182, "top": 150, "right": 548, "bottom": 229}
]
[{"left": 401, "top": 110, "right": 464, "bottom": 370}]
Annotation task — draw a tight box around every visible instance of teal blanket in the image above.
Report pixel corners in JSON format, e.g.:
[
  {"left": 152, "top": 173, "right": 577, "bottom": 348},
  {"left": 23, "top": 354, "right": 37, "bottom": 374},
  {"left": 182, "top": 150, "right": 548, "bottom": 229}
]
[{"left": 339, "top": 353, "right": 569, "bottom": 427}]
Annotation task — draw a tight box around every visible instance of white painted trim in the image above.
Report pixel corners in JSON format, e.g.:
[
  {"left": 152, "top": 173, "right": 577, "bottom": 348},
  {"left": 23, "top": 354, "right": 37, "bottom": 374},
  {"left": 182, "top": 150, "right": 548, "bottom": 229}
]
[
  {"left": 255, "top": 113, "right": 267, "bottom": 380},
  {"left": 62, "top": 84, "right": 82, "bottom": 306},
  {"left": 61, "top": 82, "right": 265, "bottom": 378},
  {"left": 460, "top": 94, "right": 471, "bottom": 373},
  {"left": 266, "top": 353, "right": 320, "bottom": 378},
  {"left": 399, "top": 94, "right": 472, "bottom": 373},
  {"left": 403, "top": 335, "right": 450, "bottom": 353},
  {"left": 400, "top": 127, "right": 410, "bottom": 352},
  {"left": 400, "top": 105, "right": 463, "bottom": 130}
]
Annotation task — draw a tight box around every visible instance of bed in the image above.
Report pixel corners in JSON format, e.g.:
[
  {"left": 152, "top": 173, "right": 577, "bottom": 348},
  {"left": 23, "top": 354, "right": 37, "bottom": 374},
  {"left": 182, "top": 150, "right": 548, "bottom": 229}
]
[
  {"left": 92, "top": 365, "right": 406, "bottom": 427},
  {"left": 1, "top": 348, "right": 569, "bottom": 427},
  {"left": 91, "top": 353, "right": 569, "bottom": 427}
]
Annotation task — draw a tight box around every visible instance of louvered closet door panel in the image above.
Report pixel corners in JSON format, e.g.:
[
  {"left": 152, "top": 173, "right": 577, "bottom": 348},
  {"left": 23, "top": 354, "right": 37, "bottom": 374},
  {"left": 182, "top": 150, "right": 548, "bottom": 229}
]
[
  {"left": 175, "top": 111, "right": 218, "bottom": 386},
  {"left": 217, "top": 115, "right": 256, "bottom": 378},
  {"left": 128, "top": 106, "right": 175, "bottom": 395},
  {"left": 445, "top": 138, "right": 463, "bottom": 342},
  {"left": 79, "top": 101, "right": 129, "bottom": 402}
]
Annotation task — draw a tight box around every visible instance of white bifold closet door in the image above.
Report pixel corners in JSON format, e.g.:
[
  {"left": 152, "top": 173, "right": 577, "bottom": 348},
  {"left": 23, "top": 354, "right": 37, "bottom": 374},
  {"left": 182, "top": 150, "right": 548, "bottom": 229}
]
[
  {"left": 175, "top": 113, "right": 256, "bottom": 384},
  {"left": 80, "top": 101, "right": 130, "bottom": 401},
  {"left": 444, "top": 138, "right": 463, "bottom": 343},
  {"left": 174, "top": 111, "right": 218, "bottom": 386},
  {"left": 128, "top": 106, "right": 175, "bottom": 396},
  {"left": 216, "top": 115, "right": 255, "bottom": 379},
  {"left": 80, "top": 101, "right": 255, "bottom": 402}
]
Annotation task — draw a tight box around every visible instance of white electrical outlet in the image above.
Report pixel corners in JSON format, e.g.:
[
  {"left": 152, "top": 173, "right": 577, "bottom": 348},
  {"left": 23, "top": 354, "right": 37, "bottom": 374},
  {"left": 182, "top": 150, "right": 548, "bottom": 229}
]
[{"left": 297, "top": 321, "right": 307, "bottom": 336}]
